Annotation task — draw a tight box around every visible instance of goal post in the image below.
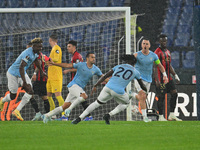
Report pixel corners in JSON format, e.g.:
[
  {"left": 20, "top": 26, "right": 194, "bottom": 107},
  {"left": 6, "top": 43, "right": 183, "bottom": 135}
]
[{"left": 0, "top": 7, "right": 136, "bottom": 121}]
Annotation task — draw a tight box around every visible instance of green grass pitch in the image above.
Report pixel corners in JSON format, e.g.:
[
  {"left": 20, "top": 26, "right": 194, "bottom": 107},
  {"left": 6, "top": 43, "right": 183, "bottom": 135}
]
[{"left": 0, "top": 121, "right": 200, "bottom": 150}]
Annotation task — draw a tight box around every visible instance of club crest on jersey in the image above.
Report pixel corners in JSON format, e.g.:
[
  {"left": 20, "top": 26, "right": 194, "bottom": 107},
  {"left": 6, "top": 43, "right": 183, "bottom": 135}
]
[
  {"left": 56, "top": 50, "right": 59, "bottom": 54},
  {"left": 24, "top": 56, "right": 30, "bottom": 62}
]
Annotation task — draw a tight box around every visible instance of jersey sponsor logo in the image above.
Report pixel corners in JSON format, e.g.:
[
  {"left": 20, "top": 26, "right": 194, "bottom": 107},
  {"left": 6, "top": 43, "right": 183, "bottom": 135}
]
[{"left": 56, "top": 50, "right": 59, "bottom": 54}]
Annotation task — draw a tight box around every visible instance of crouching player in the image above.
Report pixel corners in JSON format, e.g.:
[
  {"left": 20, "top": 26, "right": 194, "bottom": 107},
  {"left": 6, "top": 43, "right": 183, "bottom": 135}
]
[{"left": 0, "top": 38, "right": 47, "bottom": 121}]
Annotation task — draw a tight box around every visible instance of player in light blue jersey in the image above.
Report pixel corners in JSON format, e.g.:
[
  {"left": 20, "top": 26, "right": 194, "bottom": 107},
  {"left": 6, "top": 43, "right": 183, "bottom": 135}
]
[
  {"left": 130, "top": 38, "right": 168, "bottom": 121},
  {"left": 71, "top": 55, "right": 147, "bottom": 125},
  {"left": 42, "top": 52, "right": 106, "bottom": 123},
  {"left": 0, "top": 38, "right": 47, "bottom": 121}
]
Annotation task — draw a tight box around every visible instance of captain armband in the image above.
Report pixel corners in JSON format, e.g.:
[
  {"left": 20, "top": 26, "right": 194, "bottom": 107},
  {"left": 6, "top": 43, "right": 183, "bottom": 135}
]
[{"left": 154, "top": 59, "right": 160, "bottom": 65}]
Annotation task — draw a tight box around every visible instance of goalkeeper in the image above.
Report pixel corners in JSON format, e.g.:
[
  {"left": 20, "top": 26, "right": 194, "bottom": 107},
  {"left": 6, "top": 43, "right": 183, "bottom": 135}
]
[
  {"left": 0, "top": 38, "right": 47, "bottom": 121},
  {"left": 46, "top": 33, "right": 66, "bottom": 120}
]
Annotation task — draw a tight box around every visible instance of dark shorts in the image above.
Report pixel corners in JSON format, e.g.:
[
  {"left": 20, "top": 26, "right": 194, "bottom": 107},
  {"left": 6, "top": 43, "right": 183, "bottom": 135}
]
[
  {"left": 33, "top": 81, "right": 47, "bottom": 97},
  {"left": 156, "top": 80, "right": 176, "bottom": 95}
]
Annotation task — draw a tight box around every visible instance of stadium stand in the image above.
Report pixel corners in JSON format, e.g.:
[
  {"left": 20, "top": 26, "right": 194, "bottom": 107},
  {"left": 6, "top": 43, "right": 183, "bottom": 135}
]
[
  {"left": 0, "top": 0, "right": 6, "bottom": 8},
  {"left": 22, "top": 0, "right": 36, "bottom": 7},
  {"left": 7, "top": 0, "right": 21, "bottom": 8},
  {"left": 110, "top": 0, "right": 125, "bottom": 6},
  {"left": 37, "top": 0, "right": 50, "bottom": 7},
  {"left": 170, "top": 51, "right": 180, "bottom": 68},
  {"left": 95, "top": 0, "right": 110, "bottom": 7},
  {"left": 51, "top": 0, "right": 65, "bottom": 7},
  {"left": 65, "top": 0, "right": 79, "bottom": 7},
  {"left": 182, "top": 51, "right": 195, "bottom": 68},
  {"left": 80, "top": 0, "right": 94, "bottom": 7}
]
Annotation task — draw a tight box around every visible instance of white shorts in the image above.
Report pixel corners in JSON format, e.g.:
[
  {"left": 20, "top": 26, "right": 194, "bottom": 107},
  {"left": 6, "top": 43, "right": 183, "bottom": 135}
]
[
  {"left": 98, "top": 86, "right": 129, "bottom": 104},
  {"left": 134, "top": 79, "right": 151, "bottom": 93},
  {"left": 65, "top": 84, "right": 85, "bottom": 103},
  {"left": 7, "top": 71, "right": 32, "bottom": 94}
]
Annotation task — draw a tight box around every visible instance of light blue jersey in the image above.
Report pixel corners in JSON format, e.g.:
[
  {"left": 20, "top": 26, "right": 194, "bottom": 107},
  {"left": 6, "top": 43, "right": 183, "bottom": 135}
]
[
  {"left": 8, "top": 47, "right": 39, "bottom": 77},
  {"left": 135, "top": 50, "right": 159, "bottom": 83},
  {"left": 67, "top": 62, "right": 102, "bottom": 89},
  {"left": 106, "top": 64, "right": 141, "bottom": 95}
]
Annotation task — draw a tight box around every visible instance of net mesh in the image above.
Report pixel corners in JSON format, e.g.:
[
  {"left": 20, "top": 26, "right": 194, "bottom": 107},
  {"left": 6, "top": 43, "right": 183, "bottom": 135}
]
[{"left": 0, "top": 10, "right": 134, "bottom": 121}]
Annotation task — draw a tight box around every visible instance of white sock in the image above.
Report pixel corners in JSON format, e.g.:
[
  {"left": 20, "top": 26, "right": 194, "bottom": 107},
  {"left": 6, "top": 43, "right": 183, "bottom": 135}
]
[
  {"left": 2, "top": 94, "right": 11, "bottom": 103},
  {"left": 79, "top": 101, "right": 101, "bottom": 119},
  {"left": 159, "top": 115, "right": 164, "bottom": 118},
  {"left": 169, "top": 112, "right": 174, "bottom": 116},
  {"left": 68, "top": 97, "right": 85, "bottom": 111},
  {"left": 46, "top": 106, "right": 63, "bottom": 118},
  {"left": 109, "top": 104, "right": 128, "bottom": 117},
  {"left": 17, "top": 93, "right": 32, "bottom": 111},
  {"left": 141, "top": 109, "right": 147, "bottom": 117},
  {"left": 36, "top": 112, "right": 41, "bottom": 115},
  {"left": 131, "top": 92, "right": 137, "bottom": 100}
]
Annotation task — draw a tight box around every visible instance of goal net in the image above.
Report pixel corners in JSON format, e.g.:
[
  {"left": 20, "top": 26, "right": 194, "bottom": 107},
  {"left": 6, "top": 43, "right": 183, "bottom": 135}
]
[{"left": 0, "top": 7, "right": 140, "bottom": 121}]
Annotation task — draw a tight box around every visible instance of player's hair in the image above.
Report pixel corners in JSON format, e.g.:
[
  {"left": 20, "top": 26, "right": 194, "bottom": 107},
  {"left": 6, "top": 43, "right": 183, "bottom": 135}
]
[
  {"left": 50, "top": 33, "right": 58, "bottom": 41},
  {"left": 159, "top": 34, "right": 167, "bottom": 39},
  {"left": 86, "top": 52, "right": 94, "bottom": 58},
  {"left": 27, "top": 42, "right": 32, "bottom": 46},
  {"left": 31, "top": 38, "right": 43, "bottom": 45},
  {"left": 120, "top": 54, "right": 137, "bottom": 65},
  {"left": 68, "top": 40, "right": 77, "bottom": 47},
  {"left": 142, "top": 37, "right": 150, "bottom": 41}
]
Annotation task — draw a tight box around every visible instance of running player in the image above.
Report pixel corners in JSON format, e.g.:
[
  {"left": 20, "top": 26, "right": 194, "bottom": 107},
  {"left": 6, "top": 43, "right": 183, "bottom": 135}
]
[
  {"left": 63, "top": 40, "right": 92, "bottom": 121},
  {"left": 42, "top": 52, "right": 105, "bottom": 123}
]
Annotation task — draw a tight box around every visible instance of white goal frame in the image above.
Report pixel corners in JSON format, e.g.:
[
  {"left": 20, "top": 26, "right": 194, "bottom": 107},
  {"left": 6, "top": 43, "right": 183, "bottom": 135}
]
[{"left": 0, "top": 7, "right": 133, "bottom": 121}]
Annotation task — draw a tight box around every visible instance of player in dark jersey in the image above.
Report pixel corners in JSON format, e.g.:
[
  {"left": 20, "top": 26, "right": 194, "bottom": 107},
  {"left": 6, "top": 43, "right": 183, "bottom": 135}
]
[
  {"left": 63, "top": 40, "right": 93, "bottom": 121},
  {"left": 26, "top": 42, "right": 50, "bottom": 121},
  {"left": 154, "top": 34, "right": 182, "bottom": 121}
]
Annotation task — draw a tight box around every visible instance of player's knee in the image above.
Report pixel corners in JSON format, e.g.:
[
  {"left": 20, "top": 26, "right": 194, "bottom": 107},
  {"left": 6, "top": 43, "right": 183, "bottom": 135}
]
[
  {"left": 10, "top": 93, "right": 17, "bottom": 100},
  {"left": 80, "top": 93, "right": 88, "bottom": 100},
  {"left": 62, "top": 102, "right": 71, "bottom": 110}
]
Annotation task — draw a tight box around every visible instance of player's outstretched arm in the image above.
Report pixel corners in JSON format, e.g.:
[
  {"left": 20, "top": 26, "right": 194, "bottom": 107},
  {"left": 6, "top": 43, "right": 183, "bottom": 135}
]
[
  {"left": 91, "top": 70, "right": 113, "bottom": 95},
  {"left": 63, "top": 68, "right": 77, "bottom": 74},
  {"left": 94, "top": 70, "right": 113, "bottom": 87},
  {"left": 48, "top": 61, "right": 73, "bottom": 68},
  {"left": 52, "top": 62, "right": 73, "bottom": 68}
]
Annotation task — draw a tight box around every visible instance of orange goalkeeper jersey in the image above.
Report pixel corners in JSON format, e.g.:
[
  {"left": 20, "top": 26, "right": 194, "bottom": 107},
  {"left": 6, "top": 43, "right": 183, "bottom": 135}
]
[{"left": 48, "top": 45, "right": 63, "bottom": 81}]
